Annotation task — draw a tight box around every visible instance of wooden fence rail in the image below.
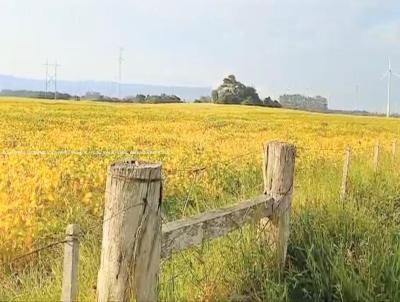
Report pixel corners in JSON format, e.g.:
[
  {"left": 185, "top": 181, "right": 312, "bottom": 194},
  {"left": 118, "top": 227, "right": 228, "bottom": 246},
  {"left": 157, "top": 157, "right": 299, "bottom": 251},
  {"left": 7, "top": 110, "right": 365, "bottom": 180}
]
[{"left": 161, "top": 194, "right": 275, "bottom": 259}]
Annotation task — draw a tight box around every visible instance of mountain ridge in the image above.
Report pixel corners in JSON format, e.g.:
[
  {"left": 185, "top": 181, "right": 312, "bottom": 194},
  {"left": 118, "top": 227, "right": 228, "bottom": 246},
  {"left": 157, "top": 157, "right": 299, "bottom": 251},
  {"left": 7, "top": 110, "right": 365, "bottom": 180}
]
[{"left": 0, "top": 74, "right": 211, "bottom": 100}]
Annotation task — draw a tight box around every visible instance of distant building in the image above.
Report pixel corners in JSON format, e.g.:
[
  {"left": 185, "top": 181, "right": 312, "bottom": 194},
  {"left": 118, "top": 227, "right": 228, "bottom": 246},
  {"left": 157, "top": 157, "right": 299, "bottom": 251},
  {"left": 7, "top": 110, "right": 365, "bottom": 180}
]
[
  {"left": 279, "top": 94, "right": 328, "bottom": 111},
  {"left": 83, "top": 91, "right": 102, "bottom": 99}
]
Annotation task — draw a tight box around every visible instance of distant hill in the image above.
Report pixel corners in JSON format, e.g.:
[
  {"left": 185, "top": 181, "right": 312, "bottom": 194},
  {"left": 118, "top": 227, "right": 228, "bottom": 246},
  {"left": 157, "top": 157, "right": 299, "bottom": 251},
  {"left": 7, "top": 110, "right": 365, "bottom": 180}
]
[{"left": 0, "top": 74, "right": 211, "bottom": 101}]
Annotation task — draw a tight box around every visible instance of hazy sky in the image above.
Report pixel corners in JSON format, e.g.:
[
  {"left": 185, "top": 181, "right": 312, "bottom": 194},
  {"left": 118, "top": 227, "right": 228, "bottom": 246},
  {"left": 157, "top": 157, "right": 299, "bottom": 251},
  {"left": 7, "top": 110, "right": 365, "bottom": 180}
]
[{"left": 1, "top": 0, "right": 400, "bottom": 111}]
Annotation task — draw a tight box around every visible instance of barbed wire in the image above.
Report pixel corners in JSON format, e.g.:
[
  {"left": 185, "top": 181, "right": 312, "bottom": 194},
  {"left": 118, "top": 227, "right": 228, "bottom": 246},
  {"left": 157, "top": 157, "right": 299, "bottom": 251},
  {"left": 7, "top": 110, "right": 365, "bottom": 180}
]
[
  {"left": 164, "top": 150, "right": 255, "bottom": 177},
  {"left": 5, "top": 199, "right": 150, "bottom": 266},
  {"left": 297, "top": 144, "right": 380, "bottom": 153},
  {"left": 0, "top": 149, "right": 168, "bottom": 157},
  {"left": 164, "top": 166, "right": 206, "bottom": 176},
  {"left": 9, "top": 239, "right": 66, "bottom": 263}
]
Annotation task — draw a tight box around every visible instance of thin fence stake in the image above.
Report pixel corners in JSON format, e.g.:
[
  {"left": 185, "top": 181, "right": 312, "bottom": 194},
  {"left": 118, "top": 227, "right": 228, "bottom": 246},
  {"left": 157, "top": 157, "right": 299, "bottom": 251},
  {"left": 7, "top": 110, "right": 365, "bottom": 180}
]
[
  {"left": 61, "top": 224, "right": 80, "bottom": 302},
  {"left": 96, "top": 161, "right": 162, "bottom": 302},
  {"left": 262, "top": 141, "right": 296, "bottom": 269},
  {"left": 340, "top": 146, "right": 352, "bottom": 200},
  {"left": 373, "top": 143, "right": 380, "bottom": 173}
]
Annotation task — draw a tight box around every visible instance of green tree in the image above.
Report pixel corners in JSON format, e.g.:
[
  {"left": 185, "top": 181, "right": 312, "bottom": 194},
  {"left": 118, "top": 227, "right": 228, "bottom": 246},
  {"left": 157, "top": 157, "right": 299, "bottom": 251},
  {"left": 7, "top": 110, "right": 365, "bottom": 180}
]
[{"left": 212, "top": 75, "right": 262, "bottom": 105}]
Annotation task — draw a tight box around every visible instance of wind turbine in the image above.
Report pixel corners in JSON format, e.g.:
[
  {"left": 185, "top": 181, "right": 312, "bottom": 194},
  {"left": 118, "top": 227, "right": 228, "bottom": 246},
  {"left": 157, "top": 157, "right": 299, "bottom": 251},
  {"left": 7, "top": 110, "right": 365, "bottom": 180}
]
[{"left": 382, "top": 58, "right": 400, "bottom": 118}]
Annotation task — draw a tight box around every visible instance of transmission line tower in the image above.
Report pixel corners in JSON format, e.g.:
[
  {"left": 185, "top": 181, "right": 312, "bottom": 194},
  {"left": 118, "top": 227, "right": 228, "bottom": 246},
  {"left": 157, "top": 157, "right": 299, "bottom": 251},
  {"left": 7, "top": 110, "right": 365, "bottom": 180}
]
[
  {"left": 44, "top": 60, "right": 60, "bottom": 100},
  {"left": 44, "top": 59, "right": 50, "bottom": 97},
  {"left": 53, "top": 61, "right": 60, "bottom": 100}
]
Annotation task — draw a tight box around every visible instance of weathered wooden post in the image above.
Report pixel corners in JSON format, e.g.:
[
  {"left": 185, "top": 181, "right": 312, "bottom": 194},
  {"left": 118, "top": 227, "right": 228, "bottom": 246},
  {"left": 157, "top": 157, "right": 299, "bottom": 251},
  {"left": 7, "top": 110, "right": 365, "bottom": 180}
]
[
  {"left": 392, "top": 140, "right": 397, "bottom": 161},
  {"left": 373, "top": 143, "right": 380, "bottom": 173},
  {"left": 61, "top": 224, "right": 80, "bottom": 302},
  {"left": 262, "top": 141, "right": 296, "bottom": 268},
  {"left": 96, "top": 160, "right": 162, "bottom": 302},
  {"left": 340, "top": 146, "right": 352, "bottom": 200}
]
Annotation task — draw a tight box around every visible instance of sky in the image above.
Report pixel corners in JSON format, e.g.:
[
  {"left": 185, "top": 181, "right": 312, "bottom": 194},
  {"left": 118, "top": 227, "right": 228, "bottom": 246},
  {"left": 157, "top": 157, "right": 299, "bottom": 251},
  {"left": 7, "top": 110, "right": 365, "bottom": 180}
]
[{"left": 0, "top": 0, "right": 400, "bottom": 112}]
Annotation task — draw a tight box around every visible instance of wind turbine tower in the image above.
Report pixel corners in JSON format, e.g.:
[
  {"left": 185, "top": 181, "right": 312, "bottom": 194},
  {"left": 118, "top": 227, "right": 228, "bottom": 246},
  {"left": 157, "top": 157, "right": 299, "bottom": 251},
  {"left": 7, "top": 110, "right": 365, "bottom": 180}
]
[{"left": 382, "top": 58, "right": 400, "bottom": 118}]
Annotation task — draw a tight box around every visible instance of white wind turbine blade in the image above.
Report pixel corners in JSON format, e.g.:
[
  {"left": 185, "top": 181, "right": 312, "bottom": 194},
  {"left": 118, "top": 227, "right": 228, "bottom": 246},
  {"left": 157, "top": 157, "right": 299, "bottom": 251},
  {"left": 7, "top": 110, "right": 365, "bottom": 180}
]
[
  {"left": 381, "top": 70, "right": 389, "bottom": 80},
  {"left": 393, "top": 71, "right": 400, "bottom": 78}
]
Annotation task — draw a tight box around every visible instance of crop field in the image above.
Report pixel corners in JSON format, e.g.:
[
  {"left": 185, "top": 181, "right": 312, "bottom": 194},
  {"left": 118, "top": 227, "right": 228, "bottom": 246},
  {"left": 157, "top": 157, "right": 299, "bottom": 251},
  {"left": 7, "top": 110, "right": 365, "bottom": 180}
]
[{"left": 1, "top": 97, "right": 400, "bottom": 301}]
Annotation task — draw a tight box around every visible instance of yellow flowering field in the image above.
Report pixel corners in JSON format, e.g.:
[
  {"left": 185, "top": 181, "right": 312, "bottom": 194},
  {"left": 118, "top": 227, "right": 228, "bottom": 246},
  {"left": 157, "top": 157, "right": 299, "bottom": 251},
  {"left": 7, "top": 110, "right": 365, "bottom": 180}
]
[{"left": 0, "top": 97, "right": 399, "bottom": 261}]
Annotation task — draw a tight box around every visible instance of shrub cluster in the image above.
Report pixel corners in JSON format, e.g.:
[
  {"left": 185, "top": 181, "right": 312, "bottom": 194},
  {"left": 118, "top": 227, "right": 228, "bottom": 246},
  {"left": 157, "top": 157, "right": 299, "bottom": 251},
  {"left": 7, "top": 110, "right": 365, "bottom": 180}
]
[{"left": 211, "top": 75, "right": 281, "bottom": 107}]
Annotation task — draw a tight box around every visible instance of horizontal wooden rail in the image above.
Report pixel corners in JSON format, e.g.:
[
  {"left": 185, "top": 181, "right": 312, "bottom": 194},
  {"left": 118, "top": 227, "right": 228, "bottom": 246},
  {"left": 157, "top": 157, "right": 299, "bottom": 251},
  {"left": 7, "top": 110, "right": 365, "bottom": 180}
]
[{"left": 161, "top": 195, "right": 275, "bottom": 258}]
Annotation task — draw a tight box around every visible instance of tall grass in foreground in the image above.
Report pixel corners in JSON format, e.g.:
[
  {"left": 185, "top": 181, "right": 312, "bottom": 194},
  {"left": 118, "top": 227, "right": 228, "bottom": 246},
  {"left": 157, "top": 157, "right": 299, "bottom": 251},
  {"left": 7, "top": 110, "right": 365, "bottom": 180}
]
[{"left": 2, "top": 150, "right": 400, "bottom": 301}]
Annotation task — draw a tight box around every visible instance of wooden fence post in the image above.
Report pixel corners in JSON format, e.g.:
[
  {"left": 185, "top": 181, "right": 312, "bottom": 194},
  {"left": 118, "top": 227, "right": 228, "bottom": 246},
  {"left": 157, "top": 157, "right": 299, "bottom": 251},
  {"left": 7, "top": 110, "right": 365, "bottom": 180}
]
[
  {"left": 392, "top": 140, "right": 397, "bottom": 161},
  {"left": 262, "top": 141, "right": 296, "bottom": 268},
  {"left": 61, "top": 224, "right": 80, "bottom": 302},
  {"left": 96, "top": 160, "right": 162, "bottom": 302},
  {"left": 373, "top": 143, "right": 380, "bottom": 173},
  {"left": 340, "top": 146, "right": 352, "bottom": 200}
]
